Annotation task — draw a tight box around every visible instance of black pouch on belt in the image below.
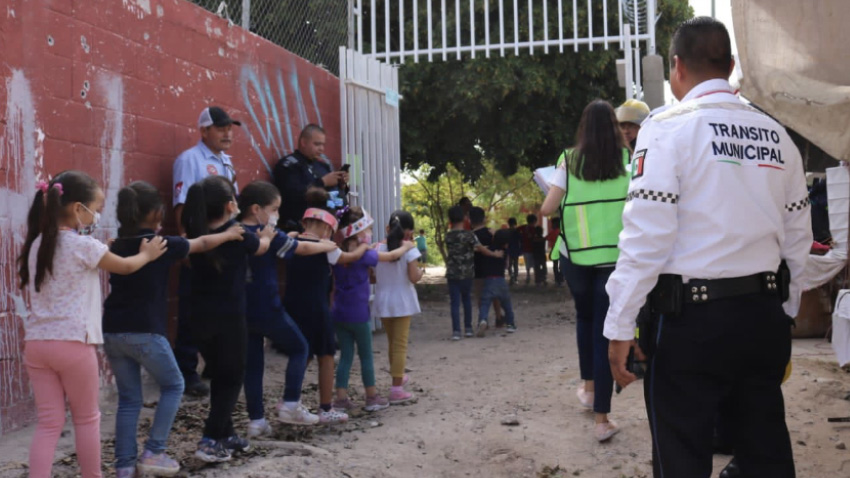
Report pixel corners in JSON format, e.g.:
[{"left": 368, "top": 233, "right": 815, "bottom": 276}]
[{"left": 777, "top": 260, "right": 791, "bottom": 303}]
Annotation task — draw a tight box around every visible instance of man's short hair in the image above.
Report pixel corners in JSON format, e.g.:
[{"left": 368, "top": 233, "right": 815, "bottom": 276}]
[
  {"left": 670, "top": 17, "right": 733, "bottom": 77},
  {"left": 419, "top": 229, "right": 425, "bottom": 234},
  {"left": 299, "top": 124, "right": 326, "bottom": 143},
  {"left": 469, "top": 207, "right": 486, "bottom": 225},
  {"left": 448, "top": 205, "right": 465, "bottom": 225},
  {"left": 457, "top": 197, "right": 472, "bottom": 207},
  {"left": 526, "top": 214, "right": 537, "bottom": 224},
  {"left": 508, "top": 217, "right": 517, "bottom": 226}
]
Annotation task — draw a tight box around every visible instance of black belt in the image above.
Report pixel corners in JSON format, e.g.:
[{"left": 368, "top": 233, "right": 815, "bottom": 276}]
[{"left": 684, "top": 271, "right": 781, "bottom": 304}]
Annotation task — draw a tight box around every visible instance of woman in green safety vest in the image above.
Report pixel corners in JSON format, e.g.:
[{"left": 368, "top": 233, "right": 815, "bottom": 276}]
[{"left": 540, "top": 99, "right": 631, "bottom": 443}]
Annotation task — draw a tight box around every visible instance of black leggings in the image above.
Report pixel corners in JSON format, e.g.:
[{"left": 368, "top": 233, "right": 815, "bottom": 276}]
[{"left": 191, "top": 315, "right": 247, "bottom": 440}]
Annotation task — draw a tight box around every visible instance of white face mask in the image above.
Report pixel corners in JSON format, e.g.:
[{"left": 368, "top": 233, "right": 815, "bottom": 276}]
[{"left": 78, "top": 204, "right": 100, "bottom": 236}]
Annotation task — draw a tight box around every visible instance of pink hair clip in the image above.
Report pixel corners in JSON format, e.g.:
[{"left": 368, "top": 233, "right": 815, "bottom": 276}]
[
  {"left": 52, "top": 183, "right": 63, "bottom": 196},
  {"left": 35, "top": 180, "right": 49, "bottom": 193}
]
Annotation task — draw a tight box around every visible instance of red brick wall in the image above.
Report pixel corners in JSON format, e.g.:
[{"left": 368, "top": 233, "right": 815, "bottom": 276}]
[{"left": 0, "top": 0, "right": 341, "bottom": 435}]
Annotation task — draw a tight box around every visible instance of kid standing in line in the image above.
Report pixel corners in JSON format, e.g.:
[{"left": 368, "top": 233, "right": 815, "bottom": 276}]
[
  {"left": 18, "top": 171, "right": 167, "bottom": 478},
  {"left": 444, "top": 206, "right": 503, "bottom": 340},
  {"left": 237, "top": 181, "right": 339, "bottom": 437},
  {"left": 284, "top": 188, "right": 369, "bottom": 424},
  {"left": 181, "top": 175, "right": 275, "bottom": 463},
  {"left": 470, "top": 207, "right": 504, "bottom": 331},
  {"left": 373, "top": 210, "right": 424, "bottom": 404},
  {"left": 103, "top": 181, "right": 244, "bottom": 478},
  {"left": 332, "top": 207, "right": 415, "bottom": 412},
  {"left": 477, "top": 228, "right": 517, "bottom": 336}
]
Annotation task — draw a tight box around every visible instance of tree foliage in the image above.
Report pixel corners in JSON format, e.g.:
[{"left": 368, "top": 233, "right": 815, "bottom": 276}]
[
  {"left": 392, "top": 0, "right": 693, "bottom": 180},
  {"left": 403, "top": 160, "right": 544, "bottom": 264}
]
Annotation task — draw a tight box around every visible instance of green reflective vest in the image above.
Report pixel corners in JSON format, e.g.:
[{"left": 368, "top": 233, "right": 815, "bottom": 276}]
[{"left": 558, "top": 148, "right": 631, "bottom": 267}]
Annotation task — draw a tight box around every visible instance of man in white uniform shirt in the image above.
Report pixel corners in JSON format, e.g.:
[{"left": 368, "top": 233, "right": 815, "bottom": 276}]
[
  {"left": 172, "top": 106, "right": 241, "bottom": 396},
  {"left": 604, "top": 18, "right": 810, "bottom": 478}
]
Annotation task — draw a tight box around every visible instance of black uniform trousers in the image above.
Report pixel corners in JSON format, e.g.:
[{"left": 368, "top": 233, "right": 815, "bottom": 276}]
[{"left": 644, "top": 293, "right": 795, "bottom": 478}]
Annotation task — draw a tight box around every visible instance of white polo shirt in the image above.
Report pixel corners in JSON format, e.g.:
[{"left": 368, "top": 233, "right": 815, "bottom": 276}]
[
  {"left": 172, "top": 141, "right": 238, "bottom": 206},
  {"left": 603, "top": 79, "right": 812, "bottom": 341}
]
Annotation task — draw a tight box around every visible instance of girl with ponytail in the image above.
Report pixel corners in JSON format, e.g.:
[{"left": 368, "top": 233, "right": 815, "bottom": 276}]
[
  {"left": 331, "top": 207, "right": 415, "bottom": 412},
  {"left": 372, "top": 210, "right": 424, "bottom": 404},
  {"left": 102, "top": 181, "right": 244, "bottom": 477},
  {"left": 179, "top": 175, "right": 275, "bottom": 463},
  {"left": 17, "top": 170, "right": 167, "bottom": 478}
]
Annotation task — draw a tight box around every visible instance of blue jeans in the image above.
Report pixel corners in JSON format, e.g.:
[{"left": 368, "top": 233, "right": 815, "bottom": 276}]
[
  {"left": 478, "top": 277, "right": 515, "bottom": 326},
  {"left": 561, "top": 258, "right": 614, "bottom": 414},
  {"left": 447, "top": 278, "right": 473, "bottom": 333},
  {"left": 244, "top": 310, "right": 309, "bottom": 420},
  {"left": 104, "top": 333, "right": 185, "bottom": 469}
]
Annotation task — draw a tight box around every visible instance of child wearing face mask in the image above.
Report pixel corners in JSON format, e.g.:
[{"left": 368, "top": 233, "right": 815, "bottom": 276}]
[
  {"left": 180, "top": 175, "right": 275, "bottom": 463},
  {"left": 236, "top": 181, "right": 340, "bottom": 437},
  {"left": 102, "top": 181, "right": 244, "bottom": 478},
  {"left": 18, "top": 171, "right": 168, "bottom": 478},
  {"left": 283, "top": 187, "right": 369, "bottom": 424},
  {"left": 331, "top": 207, "right": 415, "bottom": 412}
]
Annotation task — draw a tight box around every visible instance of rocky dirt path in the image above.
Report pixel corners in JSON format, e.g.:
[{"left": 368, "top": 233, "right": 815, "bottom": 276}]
[{"left": 1, "top": 278, "right": 849, "bottom": 477}]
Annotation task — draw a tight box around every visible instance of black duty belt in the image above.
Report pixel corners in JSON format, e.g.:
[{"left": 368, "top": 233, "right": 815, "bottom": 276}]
[{"left": 684, "top": 271, "right": 781, "bottom": 304}]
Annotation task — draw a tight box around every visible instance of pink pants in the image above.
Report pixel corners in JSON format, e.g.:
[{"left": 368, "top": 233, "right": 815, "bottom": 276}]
[{"left": 24, "top": 340, "right": 102, "bottom": 478}]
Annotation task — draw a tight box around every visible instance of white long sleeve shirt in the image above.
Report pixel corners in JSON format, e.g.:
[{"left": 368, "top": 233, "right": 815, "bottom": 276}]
[{"left": 603, "top": 79, "right": 812, "bottom": 341}]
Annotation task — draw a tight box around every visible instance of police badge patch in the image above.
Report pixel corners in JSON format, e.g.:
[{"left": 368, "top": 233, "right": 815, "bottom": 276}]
[{"left": 632, "top": 149, "right": 647, "bottom": 179}]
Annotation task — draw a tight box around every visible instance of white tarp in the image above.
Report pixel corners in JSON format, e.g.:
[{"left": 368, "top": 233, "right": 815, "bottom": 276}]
[
  {"left": 732, "top": 0, "right": 850, "bottom": 161},
  {"left": 833, "top": 290, "right": 850, "bottom": 366}
]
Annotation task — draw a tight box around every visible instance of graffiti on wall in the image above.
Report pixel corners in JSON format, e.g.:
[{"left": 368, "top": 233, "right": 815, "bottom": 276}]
[{"left": 239, "top": 62, "right": 331, "bottom": 173}]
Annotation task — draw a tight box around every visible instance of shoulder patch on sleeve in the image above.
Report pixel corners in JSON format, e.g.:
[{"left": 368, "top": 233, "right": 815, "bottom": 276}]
[
  {"left": 282, "top": 155, "right": 298, "bottom": 167},
  {"left": 632, "top": 149, "right": 647, "bottom": 179}
]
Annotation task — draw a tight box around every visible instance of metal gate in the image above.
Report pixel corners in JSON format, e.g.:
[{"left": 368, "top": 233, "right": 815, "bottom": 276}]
[{"left": 339, "top": 46, "right": 402, "bottom": 242}]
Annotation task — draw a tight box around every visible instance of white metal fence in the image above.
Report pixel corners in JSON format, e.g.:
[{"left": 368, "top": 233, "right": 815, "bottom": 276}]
[{"left": 339, "top": 46, "right": 402, "bottom": 242}]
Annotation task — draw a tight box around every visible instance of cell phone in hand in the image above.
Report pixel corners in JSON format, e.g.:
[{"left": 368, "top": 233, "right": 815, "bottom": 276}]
[{"left": 341, "top": 164, "right": 351, "bottom": 172}]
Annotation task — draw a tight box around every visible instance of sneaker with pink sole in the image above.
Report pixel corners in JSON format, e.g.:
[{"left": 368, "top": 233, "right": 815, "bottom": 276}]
[
  {"left": 388, "top": 388, "right": 415, "bottom": 404},
  {"left": 332, "top": 397, "right": 356, "bottom": 411},
  {"left": 364, "top": 394, "right": 390, "bottom": 412},
  {"left": 137, "top": 449, "right": 180, "bottom": 476}
]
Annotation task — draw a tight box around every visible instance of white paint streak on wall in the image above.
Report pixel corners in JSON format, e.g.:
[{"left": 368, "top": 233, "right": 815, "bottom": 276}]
[
  {"left": 97, "top": 73, "right": 125, "bottom": 239},
  {"left": 1, "top": 70, "right": 39, "bottom": 310},
  {"left": 122, "top": 0, "right": 151, "bottom": 19},
  {"left": 0, "top": 70, "right": 41, "bottom": 417}
]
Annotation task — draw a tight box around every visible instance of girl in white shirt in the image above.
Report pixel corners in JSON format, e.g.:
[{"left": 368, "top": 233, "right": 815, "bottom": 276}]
[
  {"left": 18, "top": 170, "right": 167, "bottom": 478},
  {"left": 373, "top": 210, "right": 424, "bottom": 404}
]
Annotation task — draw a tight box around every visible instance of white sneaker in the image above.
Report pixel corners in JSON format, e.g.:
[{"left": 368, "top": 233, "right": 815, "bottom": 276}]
[
  {"left": 246, "top": 418, "right": 272, "bottom": 438},
  {"left": 318, "top": 408, "right": 349, "bottom": 424},
  {"left": 276, "top": 402, "right": 320, "bottom": 426}
]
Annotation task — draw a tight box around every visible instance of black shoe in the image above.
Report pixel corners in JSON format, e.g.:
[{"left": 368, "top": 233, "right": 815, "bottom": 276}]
[
  {"left": 222, "top": 434, "right": 251, "bottom": 453},
  {"left": 719, "top": 457, "right": 742, "bottom": 478},
  {"left": 184, "top": 378, "right": 210, "bottom": 397}
]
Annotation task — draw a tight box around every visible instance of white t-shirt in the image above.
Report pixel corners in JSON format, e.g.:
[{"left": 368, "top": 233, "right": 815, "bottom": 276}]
[
  {"left": 372, "top": 244, "right": 421, "bottom": 318},
  {"left": 25, "top": 231, "right": 109, "bottom": 344}
]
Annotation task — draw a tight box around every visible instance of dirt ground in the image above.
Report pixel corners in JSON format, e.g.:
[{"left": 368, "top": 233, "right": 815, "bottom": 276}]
[{"left": 1, "top": 269, "right": 849, "bottom": 478}]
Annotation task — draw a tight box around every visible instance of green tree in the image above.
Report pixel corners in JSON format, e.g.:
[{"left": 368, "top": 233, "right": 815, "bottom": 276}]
[{"left": 403, "top": 159, "right": 543, "bottom": 264}]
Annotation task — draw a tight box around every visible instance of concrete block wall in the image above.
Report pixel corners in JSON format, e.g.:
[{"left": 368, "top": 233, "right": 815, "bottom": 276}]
[{"left": 0, "top": 0, "right": 341, "bottom": 435}]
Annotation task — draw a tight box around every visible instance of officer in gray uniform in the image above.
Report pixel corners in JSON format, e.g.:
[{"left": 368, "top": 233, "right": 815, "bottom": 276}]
[{"left": 604, "top": 18, "right": 810, "bottom": 478}]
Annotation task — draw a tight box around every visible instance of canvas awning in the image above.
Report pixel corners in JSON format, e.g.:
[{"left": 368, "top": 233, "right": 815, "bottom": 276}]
[{"left": 733, "top": 0, "right": 850, "bottom": 161}]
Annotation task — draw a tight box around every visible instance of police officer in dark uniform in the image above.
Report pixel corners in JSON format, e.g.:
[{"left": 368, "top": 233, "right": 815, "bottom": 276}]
[
  {"left": 604, "top": 18, "right": 810, "bottom": 478},
  {"left": 273, "top": 124, "right": 347, "bottom": 232}
]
